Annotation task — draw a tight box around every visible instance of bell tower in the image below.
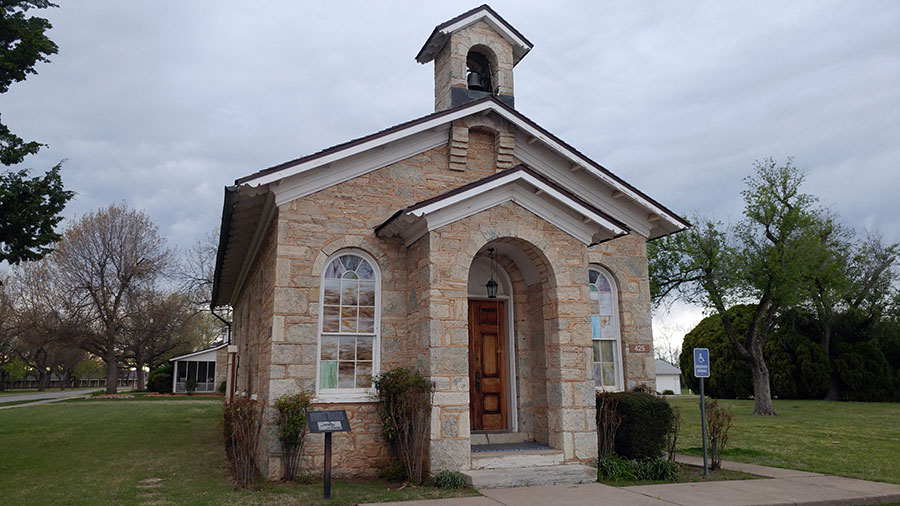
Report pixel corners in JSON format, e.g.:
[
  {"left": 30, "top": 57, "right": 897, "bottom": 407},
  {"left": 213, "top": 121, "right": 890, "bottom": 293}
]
[{"left": 416, "top": 5, "right": 532, "bottom": 112}]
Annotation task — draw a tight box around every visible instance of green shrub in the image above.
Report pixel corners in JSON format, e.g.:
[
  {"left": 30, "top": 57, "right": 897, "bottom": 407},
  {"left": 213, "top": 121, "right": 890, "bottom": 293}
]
[
  {"left": 273, "top": 391, "right": 313, "bottom": 482},
  {"left": 185, "top": 377, "right": 198, "bottom": 395},
  {"left": 661, "top": 389, "right": 675, "bottom": 395},
  {"left": 218, "top": 380, "right": 227, "bottom": 394},
  {"left": 680, "top": 305, "right": 755, "bottom": 399},
  {"left": 431, "top": 469, "right": 467, "bottom": 490},
  {"left": 597, "top": 453, "right": 679, "bottom": 482},
  {"left": 147, "top": 364, "right": 173, "bottom": 394},
  {"left": 377, "top": 459, "right": 408, "bottom": 482},
  {"left": 223, "top": 396, "right": 262, "bottom": 487},
  {"left": 611, "top": 392, "right": 674, "bottom": 459},
  {"left": 373, "top": 368, "right": 434, "bottom": 485}
]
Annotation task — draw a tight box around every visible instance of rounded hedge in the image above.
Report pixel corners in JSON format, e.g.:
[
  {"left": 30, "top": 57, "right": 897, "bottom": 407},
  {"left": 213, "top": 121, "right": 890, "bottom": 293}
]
[
  {"left": 147, "top": 364, "right": 173, "bottom": 394},
  {"left": 609, "top": 391, "right": 674, "bottom": 459}
]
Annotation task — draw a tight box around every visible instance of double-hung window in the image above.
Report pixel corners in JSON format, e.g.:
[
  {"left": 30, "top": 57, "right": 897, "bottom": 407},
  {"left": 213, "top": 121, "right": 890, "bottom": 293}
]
[
  {"left": 318, "top": 251, "right": 380, "bottom": 399},
  {"left": 589, "top": 267, "right": 623, "bottom": 390}
]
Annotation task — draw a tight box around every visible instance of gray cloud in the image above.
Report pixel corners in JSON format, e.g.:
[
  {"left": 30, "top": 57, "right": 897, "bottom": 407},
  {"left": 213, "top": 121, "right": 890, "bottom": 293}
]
[{"left": 3, "top": 1, "right": 897, "bottom": 338}]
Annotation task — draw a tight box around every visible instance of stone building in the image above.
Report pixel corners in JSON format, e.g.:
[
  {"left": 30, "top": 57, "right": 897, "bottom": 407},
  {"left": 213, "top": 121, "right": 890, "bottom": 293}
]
[{"left": 211, "top": 5, "right": 688, "bottom": 482}]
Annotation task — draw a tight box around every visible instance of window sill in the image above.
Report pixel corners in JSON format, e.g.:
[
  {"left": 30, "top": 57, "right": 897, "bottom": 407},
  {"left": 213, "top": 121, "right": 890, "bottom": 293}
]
[{"left": 313, "top": 391, "right": 378, "bottom": 404}]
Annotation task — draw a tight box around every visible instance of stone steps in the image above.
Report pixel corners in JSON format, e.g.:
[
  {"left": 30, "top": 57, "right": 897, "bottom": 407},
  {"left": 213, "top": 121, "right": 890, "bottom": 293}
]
[
  {"left": 470, "top": 431, "right": 530, "bottom": 445},
  {"left": 461, "top": 464, "right": 597, "bottom": 489},
  {"left": 470, "top": 447, "right": 564, "bottom": 469}
]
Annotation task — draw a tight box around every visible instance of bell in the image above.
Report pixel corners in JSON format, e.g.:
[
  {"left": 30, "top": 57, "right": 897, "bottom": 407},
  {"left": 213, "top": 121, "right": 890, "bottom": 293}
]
[{"left": 467, "top": 71, "right": 486, "bottom": 91}]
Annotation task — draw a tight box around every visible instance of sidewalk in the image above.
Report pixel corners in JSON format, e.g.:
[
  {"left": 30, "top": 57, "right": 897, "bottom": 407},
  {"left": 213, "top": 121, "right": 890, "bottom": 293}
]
[
  {"left": 364, "top": 457, "right": 900, "bottom": 506},
  {"left": 0, "top": 388, "right": 98, "bottom": 409}
]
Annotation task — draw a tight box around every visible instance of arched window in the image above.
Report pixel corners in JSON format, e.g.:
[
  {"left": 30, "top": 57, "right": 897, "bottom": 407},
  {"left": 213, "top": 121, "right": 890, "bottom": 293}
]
[
  {"left": 589, "top": 267, "right": 623, "bottom": 390},
  {"left": 318, "top": 251, "right": 380, "bottom": 397}
]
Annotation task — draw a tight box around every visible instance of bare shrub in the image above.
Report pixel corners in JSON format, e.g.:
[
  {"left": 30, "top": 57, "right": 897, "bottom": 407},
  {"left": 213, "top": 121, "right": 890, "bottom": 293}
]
[
  {"left": 223, "top": 396, "right": 262, "bottom": 486},
  {"left": 666, "top": 406, "right": 681, "bottom": 463},
  {"left": 705, "top": 399, "right": 734, "bottom": 470},
  {"left": 273, "top": 391, "right": 313, "bottom": 482},
  {"left": 596, "top": 391, "right": 624, "bottom": 456},
  {"left": 374, "top": 368, "right": 434, "bottom": 485}
]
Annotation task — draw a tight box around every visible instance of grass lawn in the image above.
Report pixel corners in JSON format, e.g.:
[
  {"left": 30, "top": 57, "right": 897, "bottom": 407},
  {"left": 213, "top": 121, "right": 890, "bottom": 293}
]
[
  {"left": 667, "top": 396, "right": 900, "bottom": 485},
  {"left": 0, "top": 397, "right": 477, "bottom": 505}
]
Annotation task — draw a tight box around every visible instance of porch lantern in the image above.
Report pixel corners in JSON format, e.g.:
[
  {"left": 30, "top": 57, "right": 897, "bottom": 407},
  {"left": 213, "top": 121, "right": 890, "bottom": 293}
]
[{"left": 485, "top": 247, "right": 498, "bottom": 299}]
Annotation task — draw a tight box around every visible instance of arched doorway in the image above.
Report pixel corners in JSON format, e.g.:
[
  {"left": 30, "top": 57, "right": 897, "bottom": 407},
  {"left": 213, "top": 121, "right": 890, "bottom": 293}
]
[{"left": 467, "top": 239, "right": 552, "bottom": 443}]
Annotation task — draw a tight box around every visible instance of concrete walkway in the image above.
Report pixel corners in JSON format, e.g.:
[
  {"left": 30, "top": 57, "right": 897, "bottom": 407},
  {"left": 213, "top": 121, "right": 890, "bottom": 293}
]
[
  {"left": 0, "top": 388, "right": 99, "bottom": 409},
  {"left": 364, "top": 457, "right": 900, "bottom": 506}
]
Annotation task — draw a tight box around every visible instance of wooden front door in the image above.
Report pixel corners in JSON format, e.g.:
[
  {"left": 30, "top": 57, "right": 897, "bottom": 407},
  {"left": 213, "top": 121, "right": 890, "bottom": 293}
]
[{"left": 469, "top": 300, "right": 506, "bottom": 431}]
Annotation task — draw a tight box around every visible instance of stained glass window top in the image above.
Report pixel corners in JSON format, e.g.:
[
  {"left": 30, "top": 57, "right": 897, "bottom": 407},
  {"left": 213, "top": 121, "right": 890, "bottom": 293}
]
[{"left": 325, "top": 255, "right": 374, "bottom": 280}]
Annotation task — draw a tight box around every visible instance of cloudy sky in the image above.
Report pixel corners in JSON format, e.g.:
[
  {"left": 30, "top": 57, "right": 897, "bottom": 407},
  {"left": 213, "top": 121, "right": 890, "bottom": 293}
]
[{"left": 4, "top": 1, "right": 899, "bottom": 345}]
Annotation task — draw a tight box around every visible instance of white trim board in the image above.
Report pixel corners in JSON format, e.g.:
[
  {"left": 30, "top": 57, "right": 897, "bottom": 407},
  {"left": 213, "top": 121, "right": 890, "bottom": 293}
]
[
  {"left": 378, "top": 172, "right": 626, "bottom": 247},
  {"left": 239, "top": 99, "right": 684, "bottom": 234}
]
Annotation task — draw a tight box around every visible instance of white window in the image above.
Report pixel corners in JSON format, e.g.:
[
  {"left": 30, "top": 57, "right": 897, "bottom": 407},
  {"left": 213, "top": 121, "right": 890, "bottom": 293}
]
[
  {"left": 589, "top": 267, "right": 623, "bottom": 390},
  {"left": 317, "top": 250, "right": 380, "bottom": 400}
]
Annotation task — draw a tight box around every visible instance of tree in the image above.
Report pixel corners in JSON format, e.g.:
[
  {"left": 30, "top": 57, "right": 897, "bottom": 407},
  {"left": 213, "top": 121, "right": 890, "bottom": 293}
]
[
  {"left": 651, "top": 158, "right": 827, "bottom": 415},
  {"left": 0, "top": 2, "right": 74, "bottom": 267},
  {"left": 808, "top": 232, "right": 899, "bottom": 399},
  {"left": 124, "top": 289, "right": 198, "bottom": 391},
  {"left": 54, "top": 204, "right": 170, "bottom": 394},
  {"left": 0, "top": 165, "right": 73, "bottom": 265},
  {"left": 6, "top": 258, "right": 86, "bottom": 390},
  {"left": 1, "top": 1, "right": 58, "bottom": 164}
]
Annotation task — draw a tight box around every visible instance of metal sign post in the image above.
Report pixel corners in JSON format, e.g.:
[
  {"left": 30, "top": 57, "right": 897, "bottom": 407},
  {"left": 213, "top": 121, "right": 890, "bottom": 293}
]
[
  {"left": 693, "top": 348, "right": 710, "bottom": 477},
  {"left": 307, "top": 410, "right": 351, "bottom": 499}
]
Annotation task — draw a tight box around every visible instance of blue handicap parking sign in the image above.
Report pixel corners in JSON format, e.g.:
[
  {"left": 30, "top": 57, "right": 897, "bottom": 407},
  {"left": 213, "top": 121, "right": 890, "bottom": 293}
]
[{"left": 694, "top": 348, "right": 710, "bottom": 378}]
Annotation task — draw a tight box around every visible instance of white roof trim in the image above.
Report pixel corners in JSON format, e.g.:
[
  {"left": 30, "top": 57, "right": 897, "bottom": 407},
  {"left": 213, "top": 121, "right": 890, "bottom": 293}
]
[
  {"left": 242, "top": 101, "right": 494, "bottom": 188},
  {"left": 239, "top": 99, "right": 684, "bottom": 231},
  {"left": 486, "top": 107, "right": 686, "bottom": 231},
  {"left": 169, "top": 343, "right": 228, "bottom": 362},
  {"left": 439, "top": 11, "right": 531, "bottom": 61},
  {"left": 378, "top": 171, "right": 626, "bottom": 246}
]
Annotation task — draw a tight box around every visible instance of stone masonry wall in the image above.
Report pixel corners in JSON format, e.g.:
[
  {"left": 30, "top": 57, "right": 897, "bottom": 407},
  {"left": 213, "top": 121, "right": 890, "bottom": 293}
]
[
  {"left": 587, "top": 234, "right": 655, "bottom": 390},
  {"left": 434, "top": 19, "right": 515, "bottom": 111},
  {"left": 236, "top": 109, "right": 654, "bottom": 478},
  {"left": 263, "top": 120, "right": 518, "bottom": 478},
  {"left": 421, "top": 202, "right": 599, "bottom": 467}
]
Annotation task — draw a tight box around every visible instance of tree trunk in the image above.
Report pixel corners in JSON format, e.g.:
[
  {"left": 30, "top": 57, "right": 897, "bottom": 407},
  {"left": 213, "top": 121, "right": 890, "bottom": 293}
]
[
  {"left": 105, "top": 349, "right": 118, "bottom": 394},
  {"left": 825, "top": 374, "right": 840, "bottom": 401},
  {"left": 749, "top": 355, "right": 776, "bottom": 415},
  {"left": 136, "top": 358, "right": 146, "bottom": 391}
]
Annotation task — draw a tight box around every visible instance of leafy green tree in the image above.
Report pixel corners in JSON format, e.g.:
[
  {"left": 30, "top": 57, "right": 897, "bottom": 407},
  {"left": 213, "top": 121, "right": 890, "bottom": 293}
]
[
  {"left": 1, "top": 1, "right": 58, "bottom": 164},
  {"left": 0, "top": 2, "right": 73, "bottom": 267},
  {"left": 652, "top": 158, "right": 828, "bottom": 415}
]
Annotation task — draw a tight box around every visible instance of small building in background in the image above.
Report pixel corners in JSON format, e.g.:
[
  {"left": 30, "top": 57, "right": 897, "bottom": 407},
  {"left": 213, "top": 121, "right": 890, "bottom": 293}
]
[
  {"left": 655, "top": 359, "right": 682, "bottom": 395},
  {"left": 169, "top": 344, "right": 228, "bottom": 393}
]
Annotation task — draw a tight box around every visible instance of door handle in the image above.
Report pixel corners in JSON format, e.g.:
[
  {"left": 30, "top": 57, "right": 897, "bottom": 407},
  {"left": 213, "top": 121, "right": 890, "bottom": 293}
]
[{"left": 475, "top": 371, "right": 481, "bottom": 391}]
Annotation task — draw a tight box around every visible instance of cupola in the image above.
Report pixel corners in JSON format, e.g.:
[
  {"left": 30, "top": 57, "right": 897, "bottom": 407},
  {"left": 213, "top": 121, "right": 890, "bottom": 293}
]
[{"left": 416, "top": 5, "right": 532, "bottom": 111}]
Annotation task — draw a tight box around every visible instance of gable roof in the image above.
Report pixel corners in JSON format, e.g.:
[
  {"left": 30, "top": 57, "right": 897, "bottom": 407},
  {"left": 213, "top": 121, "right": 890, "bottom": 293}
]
[
  {"left": 169, "top": 343, "right": 228, "bottom": 362},
  {"left": 655, "top": 359, "right": 681, "bottom": 375},
  {"left": 376, "top": 164, "right": 629, "bottom": 246},
  {"left": 236, "top": 95, "right": 688, "bottom": 232},
  {"left": 415, "top": 4, "right": 533, "bottom": 66},
  {"left": 213, "top": 96, "right": 689, "bottom": 308}
]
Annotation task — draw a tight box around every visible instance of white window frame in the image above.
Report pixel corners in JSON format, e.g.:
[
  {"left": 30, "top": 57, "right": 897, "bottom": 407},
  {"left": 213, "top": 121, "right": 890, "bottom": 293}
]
[
  {"left": 315, "top": 248, "right": 381, "bottom": 403},
  {"left": 589, "top": 266, "right": 625, "bottom": 392}
]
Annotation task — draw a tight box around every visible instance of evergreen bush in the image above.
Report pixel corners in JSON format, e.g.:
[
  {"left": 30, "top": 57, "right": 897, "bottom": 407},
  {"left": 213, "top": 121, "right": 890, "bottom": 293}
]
[
  {"left": 273, "top": 391, "right": 313, "bottom": 482},
  {"left": 610, "top": 391, "right": 674, "bottom": 459},
  {"left": 431, "top": 469, "right": 467, "bottom": 489},
  {"left": 147, "top": 364, "right": 173, "bottom": 394},
  {"left": 597, "top": 453, "right": 679, "bottom": 482}
]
